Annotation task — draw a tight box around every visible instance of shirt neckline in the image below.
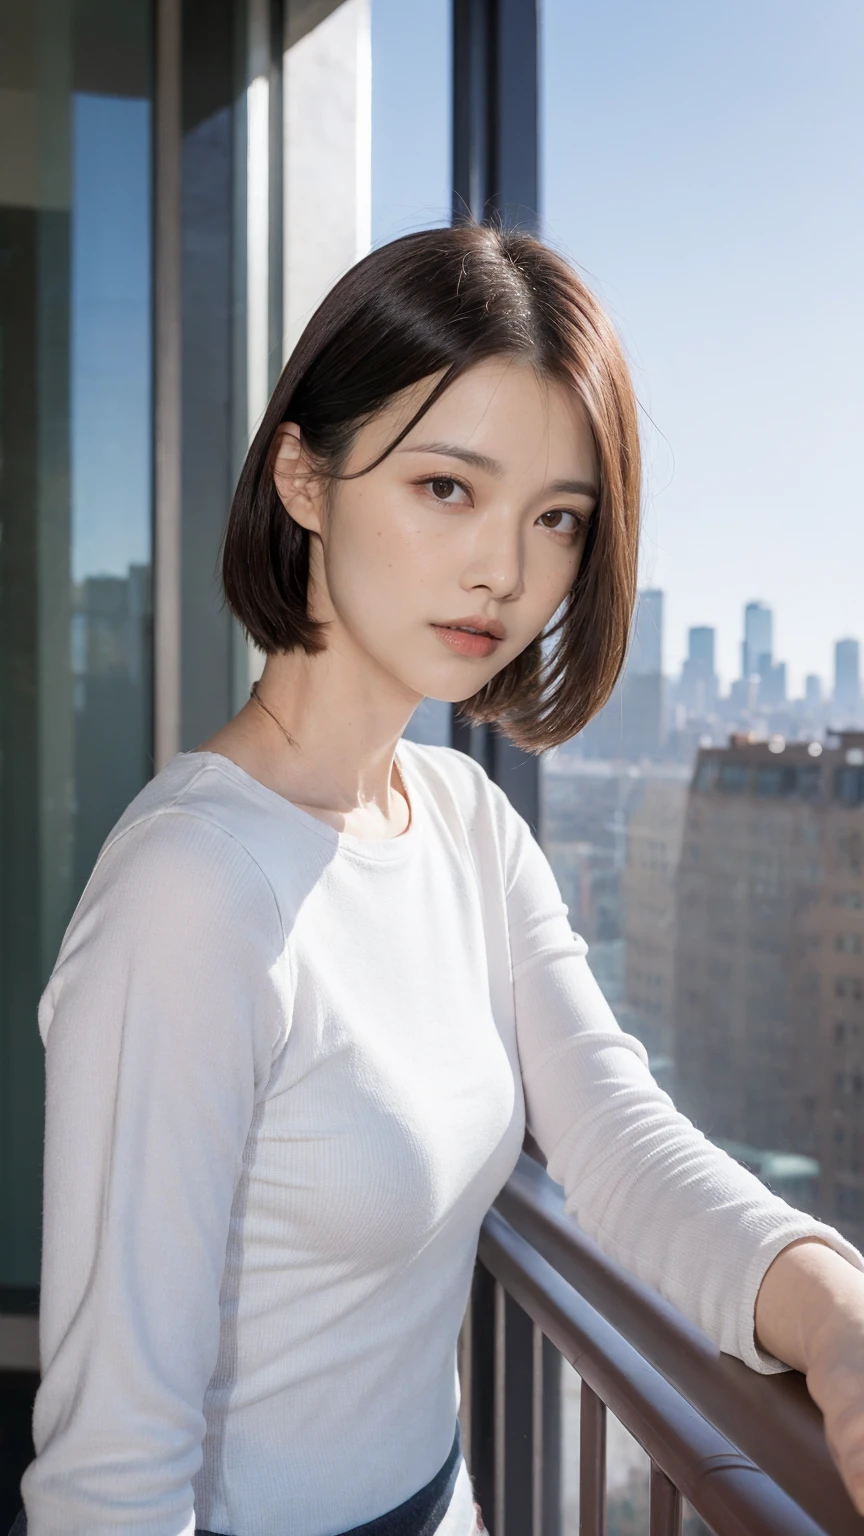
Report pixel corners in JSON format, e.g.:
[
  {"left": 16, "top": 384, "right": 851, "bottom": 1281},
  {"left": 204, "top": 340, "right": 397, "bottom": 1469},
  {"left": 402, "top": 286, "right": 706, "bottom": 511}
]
[{"left": 176, "top": 742, "right": 422, "bottom": 863}]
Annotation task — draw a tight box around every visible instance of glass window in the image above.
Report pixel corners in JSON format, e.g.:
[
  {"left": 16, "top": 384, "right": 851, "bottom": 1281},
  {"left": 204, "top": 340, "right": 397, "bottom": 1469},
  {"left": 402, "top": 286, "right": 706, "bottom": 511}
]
[
  {"left": 540, "top": 0, "right": 864, "bottom": 1257},
  {"left": 0, "top": 1, "right": 153, "bottom": 1291}
]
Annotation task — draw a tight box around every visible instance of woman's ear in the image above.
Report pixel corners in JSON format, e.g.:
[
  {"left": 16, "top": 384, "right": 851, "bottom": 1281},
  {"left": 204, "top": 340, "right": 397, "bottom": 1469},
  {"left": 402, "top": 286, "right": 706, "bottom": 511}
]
[{"left": 271, "top": 422, "right": 324, "bottom": 533}]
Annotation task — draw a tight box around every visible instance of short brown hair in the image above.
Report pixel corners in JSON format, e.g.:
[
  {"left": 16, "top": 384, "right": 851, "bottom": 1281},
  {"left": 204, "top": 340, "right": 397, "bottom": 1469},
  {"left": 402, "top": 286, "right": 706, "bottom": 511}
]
[{"left": 222, "top": 222, "right": 641, "bottom": 753}]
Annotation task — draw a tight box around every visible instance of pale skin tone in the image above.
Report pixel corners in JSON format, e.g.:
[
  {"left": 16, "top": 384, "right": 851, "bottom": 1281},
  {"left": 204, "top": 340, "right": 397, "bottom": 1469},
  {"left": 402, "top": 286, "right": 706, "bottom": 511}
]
[{"left": 199, "top": 357, "right": 864, "bottom": 1511}]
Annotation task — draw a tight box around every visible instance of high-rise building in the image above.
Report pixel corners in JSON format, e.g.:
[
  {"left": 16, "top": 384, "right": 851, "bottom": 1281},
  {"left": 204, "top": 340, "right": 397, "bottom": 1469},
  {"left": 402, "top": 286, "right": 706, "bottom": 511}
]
[
  {"left": 621, "top": 775, "right": 690, "bottom": 1061},
  {"left": 805, "top": 675, "right": 823, "bottom": 709},
  {"left": 758, "top": 656, "right": 787, "bottom": 708},
  {"left": 628, "top": 589, "right": 664, "bottom": 677},
  {"left": 835, "top": 639, "right": 861, "bottom": 724},
  {"left": 673, "top": 732, "right": 864, "bottom": 1244},
  {"left": 688, "top": 625, "right": 715, "bottom": 671},
  {"left": 741, "top": 600, "right": 773, "bottom": 680},
  {"left": 579, "top": 589, "right": 665, "bottom": 760},
  {"left": 679, "top": 626, "right": 717, "bottom": 717}
]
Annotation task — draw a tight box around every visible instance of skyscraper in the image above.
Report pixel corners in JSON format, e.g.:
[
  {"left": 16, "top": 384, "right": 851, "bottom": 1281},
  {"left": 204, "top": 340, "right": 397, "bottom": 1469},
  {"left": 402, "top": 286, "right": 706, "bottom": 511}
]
[
  {"left": 673, "top": 732, "right": 864, "bottom": 1243},
  {"left": 579, "top": 588, "right": 665, "bottom": 760},
  {"left": 835, "top": 639, "right": 861, "bottom": 723},
  {"left": 679, "top": 626, "right": 717, "bottom": 716},
  {"left": 758, "top": 656, "right": 787, "bottom": 708},
  {"left": 741, "top": 600, "right": 773, "bottom": 679},
  {"left": 628, "top": 589, "right": 663, "bottom": 677}
]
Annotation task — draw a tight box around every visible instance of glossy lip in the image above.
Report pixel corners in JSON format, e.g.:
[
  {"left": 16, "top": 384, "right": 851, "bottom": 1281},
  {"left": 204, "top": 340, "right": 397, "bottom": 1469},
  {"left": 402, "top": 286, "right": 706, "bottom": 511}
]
[{"left": 431, "top": 614, "right": 507, "bottom": 640}]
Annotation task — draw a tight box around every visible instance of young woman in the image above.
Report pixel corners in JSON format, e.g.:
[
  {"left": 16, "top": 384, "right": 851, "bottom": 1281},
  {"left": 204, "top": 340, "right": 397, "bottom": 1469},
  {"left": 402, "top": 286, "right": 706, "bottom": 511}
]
[{"left": 13, "top": 224, "right": 864, "bottom": 1536}]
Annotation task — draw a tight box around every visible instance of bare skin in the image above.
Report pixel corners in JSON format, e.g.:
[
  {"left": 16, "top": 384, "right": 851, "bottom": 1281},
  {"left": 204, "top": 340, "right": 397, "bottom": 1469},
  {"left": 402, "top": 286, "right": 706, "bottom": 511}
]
[
  {"left": 199, "top": 355, "right": 864, "bottom": 1512},
  {"left": 755, "top": 1238, "right": 864, "bottom": 1512}
]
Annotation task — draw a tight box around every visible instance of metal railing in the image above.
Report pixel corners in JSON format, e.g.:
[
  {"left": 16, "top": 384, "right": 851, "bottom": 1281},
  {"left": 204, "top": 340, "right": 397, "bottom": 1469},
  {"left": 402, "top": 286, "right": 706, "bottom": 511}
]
[{"left": 460, "top": 1151, "right": 864, "bottom": 1536}]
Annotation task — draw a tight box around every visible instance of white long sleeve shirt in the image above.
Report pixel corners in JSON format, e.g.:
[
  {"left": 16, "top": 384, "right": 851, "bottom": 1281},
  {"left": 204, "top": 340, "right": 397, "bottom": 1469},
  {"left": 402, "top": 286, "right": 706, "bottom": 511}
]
[{"left": 21, "top": 742, "right": 864, "bottom": 1536}]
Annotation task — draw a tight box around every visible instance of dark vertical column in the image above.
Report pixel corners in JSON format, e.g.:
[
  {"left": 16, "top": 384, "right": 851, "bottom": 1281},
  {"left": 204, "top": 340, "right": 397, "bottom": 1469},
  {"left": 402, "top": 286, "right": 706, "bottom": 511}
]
[
  {"left": 541, "top": 1337, "right": 562, "bottom": 1536},
  {"left": 268, "top": 0, "right": 284, "bottom": 393},
  {"left": 449, "top": 0, "right": 540, "bottom": 837},
  {"left": 503, "top": 1294, "right": 534, "bottom": 1535},
  {"left": 579, "top": 1382, "right": 607, "bottom": 1536},
  {"left": 649, "top": 1462, "right": 682, "bottom": 1536},
  {"left": 452, "top": 0, "right": 494, "bottom": 222},
  {"left": 469, "top": 1263, "right": 497, "bottom": 1532},
  {"left": 179, "top": 0, "right": 238, "bottom": 748},
  {"left": 493, "top": 0, "right": 538, "bottom": 229},
  {"left": 154, "top": 0, "right": 183, "bottom": 767}
]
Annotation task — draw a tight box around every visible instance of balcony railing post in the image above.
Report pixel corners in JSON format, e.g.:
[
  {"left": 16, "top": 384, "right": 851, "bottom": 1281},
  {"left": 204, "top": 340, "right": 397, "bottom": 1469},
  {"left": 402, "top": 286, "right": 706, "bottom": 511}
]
[
  {"left": 503, "top": 1290, "right": 534, "bottom": 1534},
  {"left": 469, "top": 1262, "right": 497, "bottom": 1532},
  {"left": 579, "top": 1381, "right": 607, "bottom": 1536},
  {"left": 541, "top": 1335, "right": 562, "bottom": 1536},
  {"left": 650, "top": 1461, "right": 683, "bottom": 1536}
]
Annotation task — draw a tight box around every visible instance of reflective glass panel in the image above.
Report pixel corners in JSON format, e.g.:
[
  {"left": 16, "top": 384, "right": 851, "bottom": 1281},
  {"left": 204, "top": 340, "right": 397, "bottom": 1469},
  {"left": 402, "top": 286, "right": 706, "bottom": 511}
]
[{"left": 0, "top": 0, "right": 153, "bottom": 1288}]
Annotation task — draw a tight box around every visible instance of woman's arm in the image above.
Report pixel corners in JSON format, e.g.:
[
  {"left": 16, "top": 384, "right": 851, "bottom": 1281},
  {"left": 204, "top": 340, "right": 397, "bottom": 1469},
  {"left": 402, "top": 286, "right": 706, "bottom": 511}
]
[
  {"left": 21, "top": 811, "right": 289, "bottom": 1535},
  {"left": 491, "top": 786, "right": 860, "bottom": 1443},
  {"left": 756, "top": 1238, "right": 864, "bottom": 1513}
]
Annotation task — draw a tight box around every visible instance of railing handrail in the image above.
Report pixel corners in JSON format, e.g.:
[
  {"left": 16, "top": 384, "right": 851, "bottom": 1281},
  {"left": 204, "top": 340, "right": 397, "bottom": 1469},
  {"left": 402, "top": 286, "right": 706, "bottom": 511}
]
[
  {"left": 480, "top": 1207, "right": 824, "bottom": 1536},
  {"left": 495, "top": 1152, "right": 864, "bottom": 1536}
]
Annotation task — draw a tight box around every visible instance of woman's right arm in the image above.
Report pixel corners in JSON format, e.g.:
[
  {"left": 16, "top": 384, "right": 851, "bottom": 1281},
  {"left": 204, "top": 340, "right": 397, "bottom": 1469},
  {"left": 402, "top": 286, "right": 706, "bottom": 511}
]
[{"left": 21, "top": 811, "right": 290, "bottom": 1536}]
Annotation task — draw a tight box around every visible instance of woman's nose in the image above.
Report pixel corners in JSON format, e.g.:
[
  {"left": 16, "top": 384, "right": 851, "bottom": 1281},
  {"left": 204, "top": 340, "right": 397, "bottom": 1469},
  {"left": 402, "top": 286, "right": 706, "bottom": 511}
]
[{"left": 460, "top": 516, "right": 525, "bottom": 601}]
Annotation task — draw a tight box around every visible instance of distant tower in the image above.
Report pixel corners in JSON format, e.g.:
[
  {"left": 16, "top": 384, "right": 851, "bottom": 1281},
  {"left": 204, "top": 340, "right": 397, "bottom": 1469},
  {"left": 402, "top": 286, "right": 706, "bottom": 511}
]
[
  {"left": 804, "top": 674, "right": 822, "bottom": 710},
  {"left": 628, "top": 589, "right": 663, "bottom": 677},
  {"left": 680, "top": 626, "right": 717, "bottom": 716},
  {"left": 835, "top": 639, "right": 861, "bottom": 723},
  {"left": 584, "top": 588, "right": 665, "bottom": 759},
  {"left": 742, "top": 601, "right": 773, "bottom": 680}
]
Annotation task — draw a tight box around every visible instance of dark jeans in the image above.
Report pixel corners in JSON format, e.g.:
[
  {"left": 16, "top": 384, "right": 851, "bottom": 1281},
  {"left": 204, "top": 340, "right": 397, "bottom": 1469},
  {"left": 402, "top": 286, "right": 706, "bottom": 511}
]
[{"left": 7, "top": 1420, "right": 463, "bottom": 1536}]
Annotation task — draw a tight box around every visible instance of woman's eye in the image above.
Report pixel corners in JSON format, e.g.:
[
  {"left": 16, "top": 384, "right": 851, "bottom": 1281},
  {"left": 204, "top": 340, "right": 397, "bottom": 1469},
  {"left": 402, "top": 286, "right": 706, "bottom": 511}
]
[
  {"left": 538, "top": 508, "right": 584, "bottom": 537},
  {"left": 428, "top": 476, "right": 461, "bottom": 501}
]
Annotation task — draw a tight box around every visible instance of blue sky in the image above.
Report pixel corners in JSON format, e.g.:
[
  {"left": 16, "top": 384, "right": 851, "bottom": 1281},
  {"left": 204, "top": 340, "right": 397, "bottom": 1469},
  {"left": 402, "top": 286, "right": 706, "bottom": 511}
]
[{"left": 372, "top": 0, "right": 864, "bottom": 693}]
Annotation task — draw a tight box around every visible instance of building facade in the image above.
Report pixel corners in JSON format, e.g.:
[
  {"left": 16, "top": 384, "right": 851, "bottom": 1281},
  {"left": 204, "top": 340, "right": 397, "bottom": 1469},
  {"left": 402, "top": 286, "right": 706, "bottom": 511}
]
[
  {"left": 621, "top": 774, "right": 689, "bottom": 1065},
  {"left": 673, "top": 731, "right": 864, "bottom": 1242}
]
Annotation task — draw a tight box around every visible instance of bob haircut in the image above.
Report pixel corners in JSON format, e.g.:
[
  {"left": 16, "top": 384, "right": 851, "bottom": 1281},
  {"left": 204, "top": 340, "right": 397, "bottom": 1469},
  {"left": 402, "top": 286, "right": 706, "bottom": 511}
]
[{"left": 222, "top": 222, "right": 641, "bottom": 754}]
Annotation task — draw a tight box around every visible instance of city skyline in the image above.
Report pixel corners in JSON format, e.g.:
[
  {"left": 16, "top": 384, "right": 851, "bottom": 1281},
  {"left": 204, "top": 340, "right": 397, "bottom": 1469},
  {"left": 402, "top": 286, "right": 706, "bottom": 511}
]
[
  {"left": 541, "top": 0, "right": 864, "bottom": 695},
  {"left": 634, "top": 586, "right": 860, "bottom": 704}
]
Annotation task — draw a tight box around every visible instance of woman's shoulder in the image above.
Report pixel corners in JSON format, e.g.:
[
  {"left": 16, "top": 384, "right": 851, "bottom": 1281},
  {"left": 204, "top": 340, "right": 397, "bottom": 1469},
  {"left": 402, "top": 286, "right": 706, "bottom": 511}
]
[
  {"left": 398, "top": 738, "right": 528, "bottom": 856},
  {"left": 39, "top": 756, "right": 289, "bottom": 1045},
  {"left": 99, "top": 751, "right": 297, "bottom": 876},
  {"left": 68, "top": 754, "right": 287, "bottom": 955},
  {"left": 399, "top": 738, "right": 495, "bottom": 810}
]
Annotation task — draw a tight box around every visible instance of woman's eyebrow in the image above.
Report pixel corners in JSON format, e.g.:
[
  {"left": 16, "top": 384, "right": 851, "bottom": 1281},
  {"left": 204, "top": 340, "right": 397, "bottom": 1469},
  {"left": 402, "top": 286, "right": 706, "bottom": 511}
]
[
  {"left": 547, "top": 477, "right": 599, "bottom": 499},
  {"left": 398, "top": 441, "right": 504, "bottom": 477},
  {"left": 398, "top": 442, "right": 598, "bottom": 499}
]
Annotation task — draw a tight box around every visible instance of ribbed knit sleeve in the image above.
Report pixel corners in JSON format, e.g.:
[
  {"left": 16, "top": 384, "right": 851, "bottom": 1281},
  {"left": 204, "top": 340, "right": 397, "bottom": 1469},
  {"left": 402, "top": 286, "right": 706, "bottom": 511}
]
[
  {"left": 500, "top": 793, "right": 864, "bottom": 1372},
  {"left": 22, "top": 811, "right": 290, "bottom": 1536}
]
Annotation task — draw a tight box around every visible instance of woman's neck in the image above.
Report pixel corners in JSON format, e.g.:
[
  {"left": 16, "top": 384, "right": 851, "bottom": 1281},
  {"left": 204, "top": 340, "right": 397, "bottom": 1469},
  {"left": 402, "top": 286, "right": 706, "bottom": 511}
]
[{"left": 194, "top": 648, "right": 418, "bottom": 840}]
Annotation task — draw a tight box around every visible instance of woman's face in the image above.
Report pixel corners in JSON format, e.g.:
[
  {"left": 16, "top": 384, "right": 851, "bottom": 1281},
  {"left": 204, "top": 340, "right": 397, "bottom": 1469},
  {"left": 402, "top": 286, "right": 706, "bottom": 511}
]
[{"left": 274, "top": 357, "right": 599, "bottom": 706}]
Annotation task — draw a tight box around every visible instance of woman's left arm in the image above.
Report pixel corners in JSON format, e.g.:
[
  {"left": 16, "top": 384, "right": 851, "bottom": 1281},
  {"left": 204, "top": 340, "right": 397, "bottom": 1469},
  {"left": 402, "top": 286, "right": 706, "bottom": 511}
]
[
  {"left": 756, "top": 1238, "right": 864, "bottom": 1512},
  {"left": 492, "top": 784, "right": 864, "bottom": 1507}
]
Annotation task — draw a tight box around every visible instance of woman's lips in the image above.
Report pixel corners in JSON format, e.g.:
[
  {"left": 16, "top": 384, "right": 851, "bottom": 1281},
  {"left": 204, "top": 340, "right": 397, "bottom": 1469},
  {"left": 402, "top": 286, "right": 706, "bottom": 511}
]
[{"left": 430, "top": 624, "right": 501, "bottom": 658}]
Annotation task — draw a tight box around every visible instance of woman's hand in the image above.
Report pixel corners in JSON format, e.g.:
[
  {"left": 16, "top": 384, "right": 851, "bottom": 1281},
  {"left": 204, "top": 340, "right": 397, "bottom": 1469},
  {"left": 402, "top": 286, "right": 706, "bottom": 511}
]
[
  {"left": 803, "top": 1297, "right": 864, "bottom": 1514},
  {"left": 755, "top": 1236, "right": 864, "bottom": 1514}
]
